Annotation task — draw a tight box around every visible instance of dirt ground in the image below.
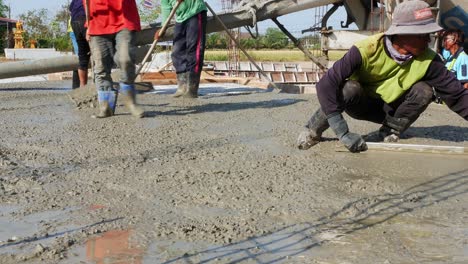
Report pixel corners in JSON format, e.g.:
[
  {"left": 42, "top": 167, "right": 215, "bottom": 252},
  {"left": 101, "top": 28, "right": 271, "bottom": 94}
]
[{"left": 0, "top": 80, "right": 467, "bottom": 264}]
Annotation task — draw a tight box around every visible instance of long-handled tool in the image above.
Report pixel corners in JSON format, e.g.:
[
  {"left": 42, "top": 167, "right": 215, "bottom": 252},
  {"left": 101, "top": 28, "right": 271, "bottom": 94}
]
[{"left": 135, "top": 1, "right": 182, "bottom": 76}]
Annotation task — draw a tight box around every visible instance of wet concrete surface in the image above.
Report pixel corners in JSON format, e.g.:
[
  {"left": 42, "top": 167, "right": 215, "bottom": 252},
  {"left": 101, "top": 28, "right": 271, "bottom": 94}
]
[{"left": 0, "top": 80, "right": 467, "bottom": 263}]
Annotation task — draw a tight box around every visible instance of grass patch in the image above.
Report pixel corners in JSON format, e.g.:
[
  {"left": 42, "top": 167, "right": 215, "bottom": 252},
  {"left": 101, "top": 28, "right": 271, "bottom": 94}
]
[{"left": 204, "top": 49, "right": 347, "bottom": 62}]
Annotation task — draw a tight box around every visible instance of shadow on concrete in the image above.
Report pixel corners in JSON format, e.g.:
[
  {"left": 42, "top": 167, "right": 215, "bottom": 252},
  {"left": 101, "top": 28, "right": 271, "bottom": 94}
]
[
  {"left": 0, "top": 217, "right": 123, "bottom": 249},
  {"left": 405, "top": 125, "right": 468, "bottom": 142},
  {"left": 159, "top": 169, "right": 468, "bottom": 263},
  {"left": 143, "top": 98, "right": 306, "bottom": 118}
]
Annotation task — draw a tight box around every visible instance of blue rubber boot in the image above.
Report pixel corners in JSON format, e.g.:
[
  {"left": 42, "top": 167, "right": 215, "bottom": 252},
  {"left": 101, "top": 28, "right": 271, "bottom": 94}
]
[
  {"left": 97, "top": 91, "right": 112, "bottom": 118},
  {"left": 120, "top": 83, "right": 144, "bottom": 118}
]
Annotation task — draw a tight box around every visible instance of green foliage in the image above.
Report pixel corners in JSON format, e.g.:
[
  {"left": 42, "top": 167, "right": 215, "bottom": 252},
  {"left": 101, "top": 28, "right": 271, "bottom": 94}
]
[
  {"left": 261, "top": 28, "right": 288, "bottom": 49},
  {"left": 240, "top": 38, "right": 258, "bottom": 49},
  {"left": 0, "top": 0, "right": 9, "bottom": 52},
  {"left": 54, "top": 3, "right": 71, "bottom": 35},
  {"left": 53, "top": 35, "right": 71, "bottom": 51},
  {"left": 206, "top": 33, "right": 227, "bottom": 49},
  {"left": 19, "top": 9, "right": 53, "bottom": 40},
  {"left": 204, "top": 50, "right": 228, "bottom": 61},
  {"left": 0, "top": 0, "right": 7, "bottom": 17},
  {"left": 205, "top": 27, "right": 291, "bottom": 50}
]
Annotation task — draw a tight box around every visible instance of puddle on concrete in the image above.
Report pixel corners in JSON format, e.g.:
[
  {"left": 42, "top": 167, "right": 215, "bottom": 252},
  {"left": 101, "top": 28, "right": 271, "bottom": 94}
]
[
  {"left": 0, "top": 205, "right": 76, "bottom": 255},
  {"left": 67, "top": 229, "right": 144, "bottom": 264}
]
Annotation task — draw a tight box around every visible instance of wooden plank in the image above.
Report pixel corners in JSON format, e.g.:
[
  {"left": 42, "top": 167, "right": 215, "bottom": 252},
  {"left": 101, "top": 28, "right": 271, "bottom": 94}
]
[{"left": 366, "top": 142, "right": 467, "bottom": 155}]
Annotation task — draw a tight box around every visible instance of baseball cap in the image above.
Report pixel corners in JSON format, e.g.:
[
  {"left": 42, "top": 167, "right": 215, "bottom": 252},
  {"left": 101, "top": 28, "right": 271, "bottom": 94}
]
[{"left": 385, "top": 0, "right": 442, "bottom": 35}]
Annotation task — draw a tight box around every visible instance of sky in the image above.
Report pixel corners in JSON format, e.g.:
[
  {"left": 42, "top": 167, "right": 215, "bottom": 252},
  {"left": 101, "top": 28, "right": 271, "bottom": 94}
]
[{"left": 8, "top": 0, "right": 350, "bottom": 36}]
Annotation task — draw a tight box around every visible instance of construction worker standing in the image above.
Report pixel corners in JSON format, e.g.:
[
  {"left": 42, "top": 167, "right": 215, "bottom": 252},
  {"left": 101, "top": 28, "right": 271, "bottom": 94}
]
[
  {"left": 297, "top": 0, "right": 468, "bottom": 153},
  {"left": 70, "top": 0, "right": 91, "bottom": 88},
  {"left": 158, "top": 0, "right": 207, "bottom": 98},
  {"left": 84, "top": 0, "right": 145, "bottom": 118},
  {"left": 441, "top": 29, "right": 468, "bottom": 89},
  {"left": 67, "top": 18, "right": 80, "bottom": 89}
]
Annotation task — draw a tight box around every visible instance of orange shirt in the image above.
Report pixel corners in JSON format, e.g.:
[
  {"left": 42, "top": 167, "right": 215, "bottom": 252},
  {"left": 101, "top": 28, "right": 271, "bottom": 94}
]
[{"left": 83, "top": 0, "right": 141, "bottom": 35}]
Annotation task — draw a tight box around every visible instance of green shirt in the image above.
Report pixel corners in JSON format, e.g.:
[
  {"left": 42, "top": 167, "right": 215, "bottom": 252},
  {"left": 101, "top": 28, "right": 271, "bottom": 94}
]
[
  {"left": 351, "top": 33, "right": 436, "bottom": 103},
  {"left": 161, "top": 0, "right": 207, "bottom": 24}
]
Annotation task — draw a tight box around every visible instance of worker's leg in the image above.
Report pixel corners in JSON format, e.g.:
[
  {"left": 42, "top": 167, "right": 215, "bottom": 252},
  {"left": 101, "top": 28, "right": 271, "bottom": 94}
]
[
  {"left": 72, "top": 70, "right": 80, "bottom": 89},
  {"left": 342, "top": 80, "right": 386, "bottom": 123},
  {"left": 72, "top": 19, "right": 91, "bottom": 87},
  {"left": 89, "top": 35, "right": 117, "bottom": 118},
  {"left": 114, "top": 29, "right": 144, "bottom": 118},
  {"left": 297, "top": 108, "right": 329, "bottom": 149},
  {"left": 182, "top": 11, "right": 207, "bottom": 98},
  {"left": 78, "top": 69, "right": 88, "bottom": 87},
  {"left": 298, "top": 80, "right": 384, "bottom": 149},
  {"left": 363, "top": 81, "right": 433, "bottom": 142},
  {"left": 382, "top": 81, "right": 434, "bottom": 137},
  {"left": 172, "top": 21, "right": 188, "bottom": 97}
]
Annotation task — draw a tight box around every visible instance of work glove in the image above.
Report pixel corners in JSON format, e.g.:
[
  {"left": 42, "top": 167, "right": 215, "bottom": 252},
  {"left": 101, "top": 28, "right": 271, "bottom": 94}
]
[{"left": 328, "top": 113, "right": 367, "bottom": 153}]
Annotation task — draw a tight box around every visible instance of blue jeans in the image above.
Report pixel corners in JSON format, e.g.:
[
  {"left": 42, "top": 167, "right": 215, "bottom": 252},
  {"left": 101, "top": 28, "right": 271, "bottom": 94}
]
[{"left": 89, "top": 29, "right": 137, "bottom": 91}]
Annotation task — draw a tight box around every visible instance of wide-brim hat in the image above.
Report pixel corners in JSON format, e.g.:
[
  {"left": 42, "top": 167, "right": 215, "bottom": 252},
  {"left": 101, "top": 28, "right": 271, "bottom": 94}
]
[{"left": 385, "top": 0, "right": 442, "bottom": 35}]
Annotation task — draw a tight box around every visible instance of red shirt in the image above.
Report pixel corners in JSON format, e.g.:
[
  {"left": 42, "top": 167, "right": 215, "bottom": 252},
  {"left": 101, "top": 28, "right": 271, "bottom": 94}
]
[{"left": 83, "top": 0, "right": 141, "bottom": 35}]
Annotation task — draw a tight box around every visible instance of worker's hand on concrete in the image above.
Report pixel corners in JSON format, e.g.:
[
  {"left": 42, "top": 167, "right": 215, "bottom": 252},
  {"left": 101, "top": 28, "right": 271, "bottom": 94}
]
[{"left": 328, "top": 113, "right": 367, "bottom": 153}]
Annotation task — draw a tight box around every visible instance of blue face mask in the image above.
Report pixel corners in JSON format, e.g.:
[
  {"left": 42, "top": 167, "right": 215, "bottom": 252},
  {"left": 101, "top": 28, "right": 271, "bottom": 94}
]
[{"left": 385, "top": 36, "right": 414, "bottom": 65}]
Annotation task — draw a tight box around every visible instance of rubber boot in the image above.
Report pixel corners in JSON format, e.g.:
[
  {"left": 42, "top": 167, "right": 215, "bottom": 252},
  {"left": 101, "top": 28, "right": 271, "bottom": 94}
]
[
  {"left": 173, "top": 72, "right": 188, "bottom": 98},
  {"left": 182, "top": 72, "right": 200, "bottom": 98},
  {"left": 120, "top": 83, "right": 145, "bottom": 118},
  {"left": 365, "top": 115, "right": 410, "bottom": 143},
  {"left": 297, "top": 108, "right": 330, "bottom": 149},
  {"left": 97, "top": 90, "right": 116, "bottom": 118}
]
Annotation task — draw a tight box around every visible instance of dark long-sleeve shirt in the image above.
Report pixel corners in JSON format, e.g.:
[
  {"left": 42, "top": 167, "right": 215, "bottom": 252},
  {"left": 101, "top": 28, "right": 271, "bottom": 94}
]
[
  {"left": 316, "top": 46, "right": 468, "bottom": 120},
  {"left": 69, "top": 0, "right": 86, "bottom": 21}
]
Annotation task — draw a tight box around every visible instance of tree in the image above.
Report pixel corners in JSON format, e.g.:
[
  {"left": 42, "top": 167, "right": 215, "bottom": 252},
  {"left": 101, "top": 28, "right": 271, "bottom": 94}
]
[
  {"left": 54, "top": 3, "right": 70, "bottom": 35},
  {"left": 262, "top": 28, "right": 288, "bottom": 49},
  {"left": 0, "top": 0, "right": 9, "bottom": 52},
  {"left": 52, "top": 3, "right": 72, "bottom": 51},
  {"left": 0, "top": 0, "right": 7, "bottom": 16},
  {"left": 19, "top": 9, "right": 52, "bottom": 45},
  {"left": 240, "top": 38, "right": 258, "bottom": 50},
  {"left": 206, "top": 33, "right": 227, "bottom": 49}
]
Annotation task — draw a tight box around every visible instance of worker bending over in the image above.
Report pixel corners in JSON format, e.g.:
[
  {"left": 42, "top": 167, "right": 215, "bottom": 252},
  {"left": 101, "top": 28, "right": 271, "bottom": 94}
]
[{"left": 297, "top": 0, "right": 468, "bottom": 153}]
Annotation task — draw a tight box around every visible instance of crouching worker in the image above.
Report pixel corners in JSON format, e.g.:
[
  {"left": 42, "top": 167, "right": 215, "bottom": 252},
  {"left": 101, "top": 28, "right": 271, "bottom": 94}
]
[
  {"left": 297, "top": 0, "right": 468, "bottom": 153},
  {"left": 84, "top": 0, "right": 145, "bottom": 118},
  {"left": 158, "top": 0, "right": 207, "bottom": 98}
]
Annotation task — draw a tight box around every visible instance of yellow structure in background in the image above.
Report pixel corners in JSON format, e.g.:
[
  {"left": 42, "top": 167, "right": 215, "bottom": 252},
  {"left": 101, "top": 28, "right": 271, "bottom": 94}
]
[
  {"left": 29, "top": 39, "right": 37, "bottom": 48},
  {"left": 14, "top": 21, "right": 24, "bottom": 49}
]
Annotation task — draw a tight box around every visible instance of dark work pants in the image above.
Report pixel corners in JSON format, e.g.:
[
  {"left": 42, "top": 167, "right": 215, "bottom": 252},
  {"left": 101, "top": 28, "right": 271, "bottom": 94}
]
[
  {"left": 342, "top": 80, "right": 434, "bottom": 132},
  {"left": 172, "top": 11, "right": 207, "bottom": 74},
  {"left": 71, "top": 18, "right": 91, "bottom": 70}
]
